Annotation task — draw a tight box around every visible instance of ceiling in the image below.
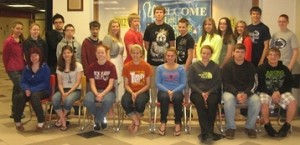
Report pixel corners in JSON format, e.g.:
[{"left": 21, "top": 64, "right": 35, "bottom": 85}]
[{"left": 0, "top": 0, "right": 46, "bottom": 13}]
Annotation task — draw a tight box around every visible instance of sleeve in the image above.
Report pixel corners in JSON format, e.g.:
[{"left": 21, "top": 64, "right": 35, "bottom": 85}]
[
  {"left": 208, "top": 65, "right": 221, "bottom": 93},
  {"left": 2, "top": 40, "right": 10, "bottom": 70},
  {"left": 279, "top": 67, "right": 293, "bottom": 93},
  {"left": 156, "top": 66, "right": 169, "bottom": 92},
  {"left": 263, "top": 26, "right": 271, "bottom": 41},
  {"left": 195, "top": 37, "right": 202, "bottom": 60},
  {"left": 244, "top": 66, "right": 258, "bottom": 96},
  {"left": 211, "top": 35, "right": 223, "bottom": 64},
  {"left": 76, "top": 41, "right": 82, "bottom": 63},
  {"left": 122, "top": 64, "right": 128, "bottom": 77},
  {"left": 143, "top": 26, "right": 150, "bottom": 41},
  {"left": 257, "top": 65, "right": 272, "bottom": 95},
  {"left": 81, "top": 39, "right": 88, "bottom": 74},
  {"left": 20, "top": 68, "right": 30, "bottom": 91},
  {"left": 23, "top": 39, "right": 30, "bottom": 61},
  {"left": 103, "top": 35, "right": 112, "bottom": 49},
  {"left": 187, "top": 36, "right": 195, "bottom": 49},
  {"left": 145, "top": 63, "right": 153, "bottom": 77},
  {"left": 43, "top": 40, "right": 48, "bottom": 62},
  {"left": 86, "top": 64, "right": 94, "bottom": 79},
  {"left": 270, "top": 34, "right": 275, "bottom": 48},
  {"left": 110, "top": 64, "right": 118, "bottom": 80},
  {"left": 291, "top": 33, "right": 299, "bottom": 49},
  {"left": 172, "top": 66, "right": 186, "bottom": 92},
  {"left": 222, "top": 64, "right": 238, "bottom": 96},
  {"left": 244, "top": 37, "right": 253, "bottom": 62},
  {"left": 29, "top": 65, "right": 51, "bottom": 92},
  {"left": 168, "top": 26, "right": 176, "bottom": 41},
  {"left": 188, "top": 64, "right": 203, "bottom": 94},
  {"left": 56, "top": 42, "right": 62, "bottom": 61}
]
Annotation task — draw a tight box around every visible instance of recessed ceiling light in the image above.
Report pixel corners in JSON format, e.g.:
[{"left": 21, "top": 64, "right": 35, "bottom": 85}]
[
  {"left": 95, "top": 1, "right": 118, "bottom": 4},
  {"left": 104, "top": 7, "right": 125, "bottom": 10},
  {"left": 7, "top": 4, "right": 35, "bottom": 8},
  {"left": 39, "top": 9, "right": 45, "bottom": 12}
]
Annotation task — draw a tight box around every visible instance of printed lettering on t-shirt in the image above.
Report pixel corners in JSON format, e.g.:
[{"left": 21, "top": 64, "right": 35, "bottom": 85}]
[
  {"left": 249, "top": 30, "right": 260, "bottom": 44},
  {"left": 198, "top": 72, "right": 213, "bottom": 79},
  {"left": 94, "top": 71, "right": 111, "bottom": 81},
  {"left": 150, "top": 28, "right": 169, "bottom": 62},
  {"left": 130, "top": 71, "right": 145, "bottom": 85},
  {"left": 177, "top": 38, "right": 187, "bottom": 62}
]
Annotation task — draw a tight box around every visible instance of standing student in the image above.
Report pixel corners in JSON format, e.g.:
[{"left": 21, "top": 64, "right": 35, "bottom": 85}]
[
  {"left": 234, "top": 20, "right": 252, "bottom": 62},
  {"left": 23, "top": 22, "right": 48, "bottom": 63},
  {"left": 270, "top": 14, "right": 299, "bottom": 70},
  {"left": 121, "top": 45, "right": 152, "bottom": 133},
  {"left": 84, "top": 45, "right": 117, "bottom": 131},
  {"left": 124, "top": 13, "right": 144, "bottom": 64},
  {"left": 56, "top": 24, "right": 81, "bottom": 63},
  {"left": 248, "top": 6, "right": 271, "bottom": 67},
  {"left": 103, "top": 19, "right": 124, "bottom": 102},
  {"left": 46, "top": 13, "right": 64, "bottom": 74},
  {"left": 218, "top": 17, "right": 235, "bottom": 68},
  {"left": 81, "top": 21, "right": 102, "bottom": 75},
  {"left": 2, "top": 21, "right": 25, "bottom": 118},
  {"left": 156, "top": 48, "right": 186, "bottom": 136},
  {"left": 195, "top": 17, "right": 222, "bottom": 64},
  {"left": 143, "top": 5, "right": 175, "bottom": 101},
  {"left": 189, "top": 45, "right": 222, "bottom": 142}
]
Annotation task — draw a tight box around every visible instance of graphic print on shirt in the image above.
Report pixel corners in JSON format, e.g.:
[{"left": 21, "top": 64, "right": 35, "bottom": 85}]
[
  {"left": 177, "top": 38, "right": 187, "bottom": 63},
  {"left": 249, "top": 30, "right": 260, "bottom": 44},
  {"left": 150, "top": 28, "right": 169, "bottom": 62},
  {"left": 198, "top": 72, "right": 213, "bottom": 79},
  {"left": 274, "top": 38, "right": 287, "bottom": 49},
  {"left": 163, "top": 71, "right": 178, "bottom": 83},
  {"left": 94, "top": 71, "right": 111, "bottom": 81},
  {"left": 265, "top": 70, "right": 285, "bottom": 91},
  {"left": 130, "top": 71, "right": 145, "bottom": 85}
]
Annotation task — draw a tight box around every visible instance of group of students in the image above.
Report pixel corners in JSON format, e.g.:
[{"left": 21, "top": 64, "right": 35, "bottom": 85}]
[{"left": 2, "top": 4, "right": 299, "bottom": 143}]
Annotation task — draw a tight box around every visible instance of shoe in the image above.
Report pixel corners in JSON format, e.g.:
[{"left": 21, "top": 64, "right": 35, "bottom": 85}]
[
  {"left": 199, "top": 133, "right": 213, "bottom": 143},
  {"left": 60, "top": 125, "right": 68, "bottom": 131},
  {"left": 16, "top": 125, "right": 25, "bottom": 132},
  {"left": 101, "top": 122, "right": 108, "bottom": 130},
  {"left": 225, "top": 129, "right": 235, "bottom": 139},
  {"left": 277, "top": 122, "right": 291, "bottom": 137},
  {"left": 264, "top": 122, "right": 277, "bottom": 137},
  {"left": 93, "top": 123, "right": 100, "bottom": 131},
  {"left": 36, "top": 125, "right": 44, "bottom": 132},
  {"left": 54, "top": 120, "right": 62, "bottom": 128},
  {"left": 158, "top": 124, "right": 166, "bottom": 136},
  {"left": 212, "top": 132, "right": 224, "bottom": 141},
  {"left": 245, "top": 128, "right": 257, "bottom": 138}
]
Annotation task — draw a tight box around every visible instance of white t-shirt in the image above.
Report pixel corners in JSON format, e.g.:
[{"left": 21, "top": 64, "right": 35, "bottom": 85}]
[{"left": 56, "top": 62, "right": 83, "bottom": 89}]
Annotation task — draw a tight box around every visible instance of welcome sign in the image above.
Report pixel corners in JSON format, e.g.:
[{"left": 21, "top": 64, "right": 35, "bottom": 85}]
[{"left": 138, "top": 0, "right": 212, "bottom": 41}]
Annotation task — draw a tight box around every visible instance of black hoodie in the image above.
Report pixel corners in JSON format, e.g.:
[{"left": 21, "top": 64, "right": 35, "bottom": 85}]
[{"left": 257, "top": 61, "right": 292, "bottom": 95}]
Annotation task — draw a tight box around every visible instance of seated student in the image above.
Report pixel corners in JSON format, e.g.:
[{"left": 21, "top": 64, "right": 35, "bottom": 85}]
[
  {"left": 84, "top": 45, "right": 117, "bottom": 131},
  {"left": 121, "top": 44, "right": 152, "bottom": 133},
  {"left": 257, "top": 48, "right": 297, "bottom": 137},
  {"left": 14, "top": 47, "right": 50, "bottom": 132},
  {"left": 51, "top": 45, "right": 83, "bottom": 131},
  {"left": 222, "top": 44, "right": 260, "bottom": 139},
  {"left": 188, "top": 45, "right": 222, "bottom": 142},
  {"left": 156, "top": 48, "right": 186, "bottom": 136}
]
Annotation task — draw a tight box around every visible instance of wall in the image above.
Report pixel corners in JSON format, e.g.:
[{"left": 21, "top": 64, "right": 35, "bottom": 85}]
[{"left": 52, "top": 0, "right": 92, "bottom": 44}]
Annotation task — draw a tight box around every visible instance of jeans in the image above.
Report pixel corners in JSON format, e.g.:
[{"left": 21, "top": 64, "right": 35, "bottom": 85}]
[
  {"left": 121, "top": 91, "right": 149, "bottom": 117},
  {"left": 190, "top": 92, "right": 219, "bottom": 134},
  {"left": 52, "top": 89, "right": 81, "bottom": 111},
  {"left": 84, "top": 90, "right": 116, "bottom": 123},
  {"left": 7, "top": 71, "right": 22, "bottom": 113},
  {"left": 14, "top": 91, "right": 49, "bottom": 123},
  {"left": 223, "top": 92, "right": 261, "bottom": 130},
  {"left": 157, "top": 90, "right": 183, "bottom": 124}
]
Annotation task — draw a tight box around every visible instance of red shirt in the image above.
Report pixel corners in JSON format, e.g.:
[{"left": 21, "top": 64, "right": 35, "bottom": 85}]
[
  {"left": 123, "top": 29, "right": 143, "bottom": 64},
  {"left": 87, "top": 60, "right": 117, "bottom": 90},
  {"left": 2, "top": 35, "right": 25, "bottom": 72}
]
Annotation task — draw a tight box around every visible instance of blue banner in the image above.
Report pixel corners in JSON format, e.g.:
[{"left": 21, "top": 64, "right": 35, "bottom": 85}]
[{"left": 138, "top": 0, "right": 212, "bottom": 41}]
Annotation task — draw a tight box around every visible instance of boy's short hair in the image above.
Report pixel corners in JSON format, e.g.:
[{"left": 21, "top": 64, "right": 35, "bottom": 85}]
[
  {"left": 89, "top": 21, "right": 101, "bottom": 29},
  {"left": 154, "top": 5, "right": 166, "bottom": 14},
  {"left": 52, "top": 13, "right": 64, "bottom": 24},
  {"left": 234, "top": 44, "right": 246, "bottom": 51},
  {"left": 269, "top": 47, "right": 281, "bottom": 57},
  {"left": 178, "top": 18, "right": 189, "bottom": 26},
  {"left": 127, "top": 13, "right": 140, "bottom": 27},
  {"left": 250, "top": 6, "right": 262, "bottom": 14},
  {"left": 279, "top": 14, "right": 289, "bottom": 21}
]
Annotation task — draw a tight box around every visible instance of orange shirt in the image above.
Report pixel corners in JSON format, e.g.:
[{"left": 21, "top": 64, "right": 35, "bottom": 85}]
[{"left": 122, "top": 60, "right": 152, "bottom": 91}]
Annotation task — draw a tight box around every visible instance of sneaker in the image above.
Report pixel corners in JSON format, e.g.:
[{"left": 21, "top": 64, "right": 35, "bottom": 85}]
[
  {"left": 93, "top": 123, "right": 100, "bottom": 131},
  {"left": 198, "top": 134, "right": 213, "bottom": 143},
  {"left": 277, "top": 122, "right": 291, "bottom": 137},
  {"left": 245, "top": 128, "right": 257, "bottom": 138},
  {"left": 225, "top": 129, "right": 235, "bottom": 139},
  {"left": 212, "top": 132, "right": 224, "bottom": 141},
  {"left": 101, "top": 122, "right": 108, "bottom": 130},
  {"left": 264, "top": 122, "right": 277, "bottom": 137}
]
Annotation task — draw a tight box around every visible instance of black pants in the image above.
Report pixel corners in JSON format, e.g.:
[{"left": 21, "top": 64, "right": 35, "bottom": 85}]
[
  {"left": 14, "top": 91, "right": 49, "bottom": 123},
  {"left": 190, "top": 92, "right": 219, "bottom": 135}
]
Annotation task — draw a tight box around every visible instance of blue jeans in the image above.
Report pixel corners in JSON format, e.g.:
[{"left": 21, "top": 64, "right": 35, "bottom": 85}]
[
  {"left": 157, "top": 90, "right": 183, "bottom": 124},
  {"left": 7, "top": 71, "right": 22, "bottom": 113},
  {"left": 84, "top": 90, "right": 116, "bottom": 123},
  {"left": 52, "top": 89, "right": 81, "bottom": 111},
  {"left": 223, "top": 92, "right": 261, "bottom": 130},
  {"left": 121, "top": 91, "right": 149, "bottom": 117}
]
